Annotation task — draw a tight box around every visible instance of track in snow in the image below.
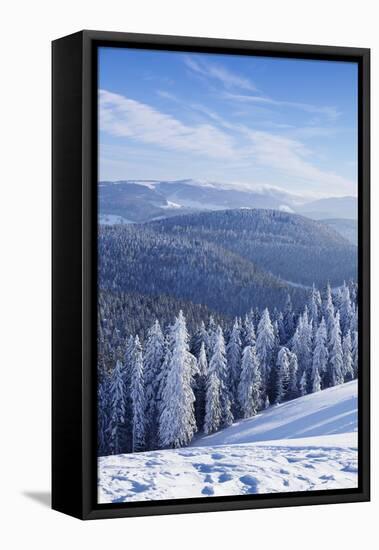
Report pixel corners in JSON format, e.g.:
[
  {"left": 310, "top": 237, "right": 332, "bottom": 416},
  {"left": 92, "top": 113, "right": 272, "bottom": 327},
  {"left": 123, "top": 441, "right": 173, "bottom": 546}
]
[{"left": 98, "top": 381, "right": 358, "bottom": 503}]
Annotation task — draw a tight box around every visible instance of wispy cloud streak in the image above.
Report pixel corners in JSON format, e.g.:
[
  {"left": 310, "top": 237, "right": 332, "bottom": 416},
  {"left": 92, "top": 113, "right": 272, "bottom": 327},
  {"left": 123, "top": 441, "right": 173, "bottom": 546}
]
[
  {"left": 100, "top": 88, "right": 354, "bottom": 196},
  {"left": 100, "top": 89, "right": 235, "bottom": 159},
  {"left": 222, "top": 92, "right": 340, "bottom": 120},
  {"left": 184, "top": 56, "right": 257, "bottom": 92}
]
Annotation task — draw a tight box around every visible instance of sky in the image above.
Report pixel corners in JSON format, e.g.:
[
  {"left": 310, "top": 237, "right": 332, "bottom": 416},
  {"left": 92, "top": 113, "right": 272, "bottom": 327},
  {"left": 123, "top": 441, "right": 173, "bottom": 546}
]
[{"left": 98, "top": 47, "right": 358, "bottom": 199}]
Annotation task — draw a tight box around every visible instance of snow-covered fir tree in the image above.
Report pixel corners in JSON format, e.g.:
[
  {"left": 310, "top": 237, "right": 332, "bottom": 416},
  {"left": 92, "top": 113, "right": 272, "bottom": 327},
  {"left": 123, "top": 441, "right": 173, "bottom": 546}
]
[
  {"left": 312, "top": 317, "right": 329, "bottom": 389},
  {"left": 98, "top": 279, "right": 358, "bottom": 456},
  {"left": 283, "top": 294, "right": 295, "bottom": 342},
  {"left": 238, "top": 345, "right": 261, "bottom": 418},
  {"left": 204, "top": 368, "right": 222, "bottom": 434},
  {"left": 323, "top": 283, "right": 335, "bottom": 337},
  {"left": 144, "top": 320, "right": 165, "bottom": 449},
  {"left": 275, "top": 347, "right": 290, "bottom": 404},
  {"left": 329, "top": 311, "right": 344, "bottom": 387},
  {"left": 287, "top": 350, "right": 299, "bottom": 400},
  {"left": 97, "top": 371, "right": 110, "bottom": 456},
  {"left": 277, "top": 312, "right": 287, "bottom": 345},
  {"left": 308, "top": 283, "right": 322, "bottom": 325},
  {"left": 191, "top": 321, "right": 209, "bottom": 359},
  {"left": 291, "top": 308, "right": 313, "bottom": 391},
  {"left": 130, "top": 336, "right": 145, "bottom": 452},
  {"left": 194, "top": 342, "right": 208, "bottom": 430},
  {"left": 209, "top": 326, "right": 233, "bottom": 428},
  {"left": 206, "top": 316, "right": 217, "bottom": 360},
  {"left": 299, "top": 370, "right": 307, "bottom": 397},
  {"left": 158, "top": 311, "right": 197, "bottom": 448},
  {"left": 339, "top": 282, "right": 353, "bottom": 336},
  {"left": 312, "top": 366, "right": 321, "bottom": 393},
  {"left": 108, "top": 359, "right": 127, "bottom": 455},
  {"left": 342, "top": 330, "right": 354, "bottom": 381},
  {"left": 226, "top": 319, "right": 242, "bottom": 412},
  {"left": 256, "top": 308, "right": 275, "bottom": 388},
  {"left": 156, "top": 325, "right": 174, "bottom": 417},
  {"left": 242, "top": 314, "right": 256, "bottom": 348}
]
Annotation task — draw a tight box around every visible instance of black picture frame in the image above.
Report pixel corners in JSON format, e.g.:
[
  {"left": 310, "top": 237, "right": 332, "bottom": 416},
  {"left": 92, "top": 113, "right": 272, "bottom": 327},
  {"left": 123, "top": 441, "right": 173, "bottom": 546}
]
[{"left": 52, "top": 30, "right": 370, "bottom": 520}]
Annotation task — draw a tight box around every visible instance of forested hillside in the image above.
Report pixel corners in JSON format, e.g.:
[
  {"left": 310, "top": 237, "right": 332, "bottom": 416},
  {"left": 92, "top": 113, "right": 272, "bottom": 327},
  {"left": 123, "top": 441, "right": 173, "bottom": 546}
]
[
  {"left": 97, "top": 207, "right": 358, "bottom": 459},
  {"left": 98, "top": 290, "right": 229, "bottom": 371},
  {"left": 149, "top": 209, "right": 357, "bottom": 287},
  {"left": 98, "top": 281, "right": 358, "bottom": 456},
  {"left": 98, "top": 219, "right": 305, "bottom": 318}
]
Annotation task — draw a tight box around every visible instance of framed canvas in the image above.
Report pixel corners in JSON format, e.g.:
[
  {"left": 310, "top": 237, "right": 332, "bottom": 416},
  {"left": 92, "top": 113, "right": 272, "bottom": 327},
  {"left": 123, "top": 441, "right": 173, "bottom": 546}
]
[{"left": 52, "top": 30, "right": 370, "bottom": 520}]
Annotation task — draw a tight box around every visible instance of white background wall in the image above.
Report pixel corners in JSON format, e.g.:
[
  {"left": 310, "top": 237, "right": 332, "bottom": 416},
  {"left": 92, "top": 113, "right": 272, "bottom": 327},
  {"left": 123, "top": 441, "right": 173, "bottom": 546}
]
[{"left": 0, "top": 0, "right": 376, "bottom": 548}]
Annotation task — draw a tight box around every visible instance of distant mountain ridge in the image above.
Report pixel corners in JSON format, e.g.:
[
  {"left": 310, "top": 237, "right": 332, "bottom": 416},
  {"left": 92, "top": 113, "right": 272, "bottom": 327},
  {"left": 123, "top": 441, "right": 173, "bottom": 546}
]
[
  {"left": 99, "top": 179, "right": 358, "bottom": 223},
  {"left": 297, "top": 196, "right": 357, "bottom": 220},
  {"left": 321, "top": 218, "right": 357, "bottom": 245}
]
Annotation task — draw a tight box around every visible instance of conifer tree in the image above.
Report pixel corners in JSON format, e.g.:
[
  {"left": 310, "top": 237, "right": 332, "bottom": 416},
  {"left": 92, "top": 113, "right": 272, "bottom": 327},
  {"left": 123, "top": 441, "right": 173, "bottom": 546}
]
[
  {"left": 329, "top": 311, "right": 344, "bottom": 386},
  {"left": 109, "top": 359, "right": 127, "bottom": 455},
  {"left": 323, "top": 282, "right": 335, "bottom": 337},
  {"left": 312, "top": 366, "right": 321, "bottom": 393},
  {"left": 98, "top": 371, "right": 110, "bottom": 456},
  {"left": 277, "top": 312, "right": 287, "bottom": 345},
  {"left": 191, "top": 321, "right": 209, "bottom": 359},
  {"left": 159, "top": 311, "right": 197, "bottom": 448},
  {"left": 226, "top": 319, "right": 242, "bottom": 410},
  {"left": 273, "top": 320, "right": 280, "bottom": 353},
  {"left": 291, "top": 308, "right": 313, "bottom": 390},
  {"left": 350, "top": 303, "right": 358, "bottom": 333},
  {"left": 144, "top": 320, "right": 164, "bottom": 449},
  {"left": 130, "top": 336, "right": 145, "bottom": 452},
  {"left": 211, "top": 326, "right": 234, "bottom": 428},
  {"left": 242, "top": 314, "right": 256, "bottom": 347},
  {"left": 312, "top": 317, "right": 328, "bottom": 389},
  {"left": 283, "top": 294, "right": 295, "bottom": 342},
  {"left": 340, "top": 282, "right": 353, "bottom": 336},
  {"left": 156, "top": 325, "right": 174, "bottom": 417},
  {"left": 238, "top": 345, "right": 261, "bottom": 418},
  {"left": 308, "top": 283, "right": 322, "bottom": 323},
  {"left": 124, "top": 334, "right": 134, "bottom": 393},
  {"left": 287, "top": 350, "right": 299, "bottom": 400},
  {"left": 194, "top": 342, "right": 208, "bottom": 430},
  {"left": 299, "top": 370, "right": 307, "bottom": 397},
  {"left": 342, "top": 330, "right": 354, "bottom": 381},
  {"left": 275, "top": 347, "right": 290, "bottom": 404},
  {"left": 256, "top": 308, "right": 275, "bottom": 387},
  {"left": 206, "top": 316, "right": 217, "bottom": 360},
  {"left": 204, "top": 369, "right": 221, "bottom": 434}
]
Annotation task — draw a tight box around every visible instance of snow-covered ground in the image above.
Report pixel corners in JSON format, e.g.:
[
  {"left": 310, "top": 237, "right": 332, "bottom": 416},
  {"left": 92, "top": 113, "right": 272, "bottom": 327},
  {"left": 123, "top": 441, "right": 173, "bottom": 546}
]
[{"left": 98, "top": 381, "right": 358, "bottom": 503}]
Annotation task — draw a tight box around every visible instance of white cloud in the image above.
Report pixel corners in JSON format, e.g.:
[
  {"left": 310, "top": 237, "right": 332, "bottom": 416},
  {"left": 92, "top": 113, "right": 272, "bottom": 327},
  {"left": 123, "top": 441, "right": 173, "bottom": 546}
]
[
  {"left": 156, "top": 90, "right": 178, "bottom": 101},
  {"left": 100, "top": 89, "right": 236, "bottom": 159},
  {"left": 99, "top": 89, "right": 355, "bottom": 197},
  {"left": 242, "top": 129, "right": 353, "bottom": 194},
  {"left": 223, "top": 92, "right": 340, "bottom": 120},
  {"left": 184, "top": 56, "right": 257, "bottom": 92},
  {"left": 183, "top": 57, "right": 339, "bottom": 121}
]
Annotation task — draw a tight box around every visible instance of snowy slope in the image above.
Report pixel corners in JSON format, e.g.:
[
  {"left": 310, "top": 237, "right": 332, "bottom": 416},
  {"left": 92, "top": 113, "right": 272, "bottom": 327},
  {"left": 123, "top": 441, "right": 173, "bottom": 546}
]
[
  {"left": 98, "top": 381, "right": 358, "bottom": 503},
  {"left": 194, "top": 380, "right": 357, "bottom": 448}
]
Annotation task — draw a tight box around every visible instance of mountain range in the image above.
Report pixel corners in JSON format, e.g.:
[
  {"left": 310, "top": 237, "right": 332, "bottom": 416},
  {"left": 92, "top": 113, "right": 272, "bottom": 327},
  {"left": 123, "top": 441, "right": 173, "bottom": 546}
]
[{"left": 99, "top": 179, "right": 358, "bottom": 226}]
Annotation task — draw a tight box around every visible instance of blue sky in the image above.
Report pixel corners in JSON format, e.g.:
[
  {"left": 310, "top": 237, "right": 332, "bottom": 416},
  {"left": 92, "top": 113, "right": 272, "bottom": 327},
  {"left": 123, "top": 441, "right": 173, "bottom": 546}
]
[{"left": 99, "top": 47, "right": 358, "bottom": 198}]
